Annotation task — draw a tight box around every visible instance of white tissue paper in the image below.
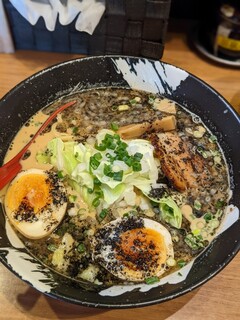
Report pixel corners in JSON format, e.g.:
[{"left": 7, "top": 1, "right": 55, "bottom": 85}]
[{"left": 9, "top": 0, "right": 106, "bottom": 34}]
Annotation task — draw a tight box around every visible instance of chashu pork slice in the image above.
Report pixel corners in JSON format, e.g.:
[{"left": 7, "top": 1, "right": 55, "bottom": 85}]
[{"left": 150, "top": 131, "right": 210, "bottom": 192}]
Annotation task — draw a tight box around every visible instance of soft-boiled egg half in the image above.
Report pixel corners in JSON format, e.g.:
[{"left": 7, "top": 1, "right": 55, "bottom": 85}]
[
  {"left": 92, "top": 216, "right": 174, "bottom": 282},
  {"left": 4, "top": 169, "right": 67, "bottom": 239}
]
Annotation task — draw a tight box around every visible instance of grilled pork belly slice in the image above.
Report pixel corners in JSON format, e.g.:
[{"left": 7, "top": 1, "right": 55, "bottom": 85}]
[{"left": 150, "top": 132, "right": 210, "bottom": 192}]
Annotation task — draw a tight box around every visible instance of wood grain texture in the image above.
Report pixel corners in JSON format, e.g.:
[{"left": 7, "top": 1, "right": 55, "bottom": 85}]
[{"left": 0, "top": 29, "right": 239, "bottom": 320}]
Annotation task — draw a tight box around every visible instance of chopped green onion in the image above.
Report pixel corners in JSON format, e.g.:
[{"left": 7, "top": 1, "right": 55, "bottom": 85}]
[
  {"left": 69, "top": 195, "right": 77, "bottom": 203},
  {"left": 115, "top": 143, "right": 128, "bottom": 155},
  {"left": 145, "top": 276, "right": 159, "bottom": 285},
  {"left": 106, "top": 152, "right": 114, "bottom": 159},
  {"left": 134, "top": 152, "right": 143, "bottom": 161},
  {"left": 204, "top": 212, "right": 212, "bottom": 222},
  {"left": 90, "top": 156, "right": 100, "bottom": 170},
  {"left": 215, "top": 209, "right": 223, "bottom": 218},
  {"left": 209, "top": 135, "right": 217, "bottom": 143},
  {"left": 111, "top": 105, "right": 118, "bottom": 111},
  {"left": 78, "top": 208, "right": 87, "bottom": 215},
  {"left": 119, "top": 141, "right": 128, "bottom": 149},
  {"left": 123, "top": 210, "right": 138, "bottom": 218},
  {"left": 77, "top": 243, "right": 86, "bottom": 253},
  {"left": 194, "top": 200, "right": 202, "bottom": 210},
  {"left": 104, "top": 135, "right": 115, "bottom": 148},
  {"left": 184, "top": 233, "right": 205, "bottom": 250},
  {"left": 110, "top": 122, "right": 119, "bottom": 131},
  {"left": 115, "top": 150, "right": 127, "bottom": 161},
  {"left": 95, "top": 189, "right": 104, "bottom": 198},
  {"left": 92, "top": 197, "right": 100, "bottom": 207},
  {"left": 95, "top": 143, "right": 106, "bottom": 151},
  {"left": 57, "top": 170, "right": 64, "bottom": 179},
  {"left": 177, "top": 260, "right": 186, "bottom": 268},
  {"left": 105, "top": 133, "right": 114, "bottom": 140},
  {"left": 104, "top": 136, "right": 115, "bottom": 149},
  {"left": 215, "top": 199, "right": 225, "bottom": 209},
  {"left": 196, "top": 146, "right": 208, "bottom": 158},
  {"left": 148, "top": 95, "right": 155, "bottom": 104},
  {"left": 72, "top": 127, "right": 78, "bottom": 134},
  {"left": 124, "top": 156, "right": 133, "bottom": 167},
  {"left": 94, "top": 177, "right": 101, "bottom": 186},
  {"left": 94, "top": 152, "right": 102, "bottom": 161},
  {"left": 129, "top": 99, "right": 137, "bottom": 105},
  {"left": 113, "top": 133, "right": 121, "bottom": 141},
  {"left": 113, "top": 170, "right": 123, "bottom": 181},
  {"left": 104, "top": 164, "right": 113, "bottom": 177},
  {"left": 115, "top": 152, "right": 125, "bottom": 161},
  {"left": 208, "top": 219, "right": 220, "bottom": 229},
  {"left": 99, "top": 209, "right": 108, "bottom": 220},
  {"left": 202, "top": 151, "right": 209, "bottom": 159},
  {"left": 47, "top": 244, "right": 57, "bottom": 252},
  {"left": 92, "top": 132, "right": 145, "bottom": 183},
  {"left": 108, "top": 141, "right": 117, "bottom": 150},
  {"left": 132, "top": 161, "right": 142, "bottom": 172}
]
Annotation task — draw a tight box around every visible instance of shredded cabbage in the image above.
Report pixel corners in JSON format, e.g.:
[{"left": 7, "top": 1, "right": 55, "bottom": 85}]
[
  {"left": 40, "top": 130, "right": 159, "bottom": 209},
  {"left": 159, "top": 197, "right": 182, "bottom": 229}
]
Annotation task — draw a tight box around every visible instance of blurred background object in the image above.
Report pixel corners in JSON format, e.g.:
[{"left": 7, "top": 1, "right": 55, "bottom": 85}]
[
  {"left": 2, "top": 0, "right": 239, "bottom": 64},
  {"left": 214, "top": 2, "right": 240, "bottom": 59},
  {"left": 0, "top": 0, "right": 14, "bottom": 52},
  {"left": 1, "top": 0, "right": 172, "bottom": 59},
  {"left": 174, "top": 0, "right": 240, "bottom": 66}
]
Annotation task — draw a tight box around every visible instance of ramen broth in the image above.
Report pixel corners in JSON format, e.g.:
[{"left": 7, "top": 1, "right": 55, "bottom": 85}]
[{"left": 2, "top": 88, "right": 230, "bottom": 286}]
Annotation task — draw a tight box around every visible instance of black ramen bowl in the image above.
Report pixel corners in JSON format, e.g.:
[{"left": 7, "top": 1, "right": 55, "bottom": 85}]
[{"left": 0, "top": 56, "right": 239, "bottom": 308}]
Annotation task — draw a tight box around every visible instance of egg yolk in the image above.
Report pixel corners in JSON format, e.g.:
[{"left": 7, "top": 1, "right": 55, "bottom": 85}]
[
  {"left": 116, "top": 228, "right": 167, "bottom": 271},
  {"left": 6, "top": 173, "right": 52, "bottom": 213}
]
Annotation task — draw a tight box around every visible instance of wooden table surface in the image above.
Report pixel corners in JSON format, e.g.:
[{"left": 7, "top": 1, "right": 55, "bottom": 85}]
[{"left": 0, "top": 29, "right": 239, "bottom": 320}]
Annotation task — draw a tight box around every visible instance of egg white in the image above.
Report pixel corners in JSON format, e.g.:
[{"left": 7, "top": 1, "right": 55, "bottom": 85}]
[
  {"left": 4, "top": 169, "right": 67, "bottom": 239},
  {"left": 92, "top": 216, "right": 174, "bottom": 282}
]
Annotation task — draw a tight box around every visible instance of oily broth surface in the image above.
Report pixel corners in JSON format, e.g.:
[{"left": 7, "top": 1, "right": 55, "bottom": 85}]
[{"left": 2, "top": 88, "right": 230, "bottom": 287}]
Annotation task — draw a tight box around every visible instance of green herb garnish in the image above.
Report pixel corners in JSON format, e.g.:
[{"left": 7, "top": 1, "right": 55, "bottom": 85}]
[
  {"left": 57, "top": 170, "right": 64, "bottom": 179},
  {"left": 99, "top": 209, "right": 108, "bottom": 220},
  {"left": 72, "top": 127, "right": 78, "bottom": 134},
  {"left": 94, "top": 177, "right": 101, "bottom": 186},
  {"left": 145, "top": 276, "right": 159, "bottom": 285},
  {"left": 177, "top": 259, "right": 186, "bottom": 268},
  {"left": 204, "top": 212, "right": 213, "bottom": 222},
  {"left": 215, "top": 199, "right": 226, "bottom": 209},
  {"left": 90, "top": 155, "right": 101, "bottom": 170},
  {"left": 113, "top": 170, "right": 123, "bottom": 181},
  {"left": 77, "top": 243, "right": 86, "bottom": 253},
  {"left": 129, "top": 99, "right": 137, "bottom": 105},
  {"left": 209, "top": 135, "right": 217, "bottom": 143},
  {"left": 92, "top": 197, "right": 101, "bottom": 207},
  {"left": 68, "top": 195, "right": 77, "bottom": 203},
  {"left": 104, "top": 164, "right": 114, "bottom": 177},
  {"left": 194, "top": 200, "right": 202, "bottom": 210},
  {"left": 132, "top": 161, "right": 142, "bottom": 172},
  {"left": 184, "top": 233, "right": 205, "bottom": 250},
  {"left": 110, "top": 122, "right": 119, "bottom": 131},
  {"left": 47, "top": 244, "right": 57, "bottom": 252}
]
